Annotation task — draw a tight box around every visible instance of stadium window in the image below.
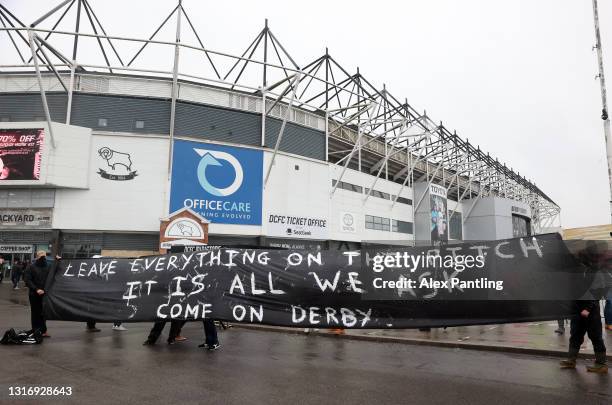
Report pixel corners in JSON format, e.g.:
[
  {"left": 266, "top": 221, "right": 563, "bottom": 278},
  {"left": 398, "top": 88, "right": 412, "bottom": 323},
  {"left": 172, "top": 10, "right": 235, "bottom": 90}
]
[
  {"left": 392, "top": 219, "right": 413, "bottom": 234},
  {"left": 294, "top": 165, "right": 300, "bottom": 170},
  {"left": 365, "top": 215, "right": 374, "bottom": 230},
  {"left": 391, "top": 196, "right": 412, "bottom": 205},
  {"left": 449, "top": 212, "right": 463, "bottom": 240},
  {"left": 365, "top": 188, "right": 390, "bottom": 200},
  {"left": 332, "top": 179, "right": 363, "bottom": 194},
  {"left": 365, "top": 215, "right": 391, "bottom": 231},
  {"left": 135, "top": 120, "right": 145, "bottom": 129},
  {"left": 98, "top": 118, "right": 108, "bottom": 127}
]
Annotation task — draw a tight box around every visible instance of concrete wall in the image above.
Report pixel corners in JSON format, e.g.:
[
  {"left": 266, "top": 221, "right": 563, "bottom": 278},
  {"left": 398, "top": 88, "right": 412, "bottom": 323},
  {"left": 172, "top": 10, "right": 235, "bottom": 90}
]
[
  {"left": 262, "top": 152, "right": 330, "bottom": 240},
  {"left": 53, "top": 133, "right": 169, "bottom": 232},
  {"left": 461, "top": 197, "right": 531, "bottom": 240}
]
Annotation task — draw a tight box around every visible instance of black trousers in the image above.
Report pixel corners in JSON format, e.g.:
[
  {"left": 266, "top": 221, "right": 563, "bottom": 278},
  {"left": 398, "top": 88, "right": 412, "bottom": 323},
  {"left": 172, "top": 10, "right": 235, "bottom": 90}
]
[
  {"left": 86, "top": 321, "right": 121, "bottom": 328},
  {"left": 29, "top": 293, "right": 47, "bottom": 333},
  {"left": 11, "top": 271, "right": 22, "bottom": 288},
  {"left": 202, "top": 319, "right": 218, "bottom": 345},
  {"left": 569, "top": 305, "right": 606, "bottom": 354},
  {"left": 147, "top": 320, "right": 184, "bottom": 343}
]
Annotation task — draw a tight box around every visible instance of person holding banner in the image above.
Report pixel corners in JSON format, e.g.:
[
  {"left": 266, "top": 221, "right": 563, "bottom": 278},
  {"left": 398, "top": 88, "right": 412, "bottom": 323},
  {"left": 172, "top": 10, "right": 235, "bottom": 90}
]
[
  {"left": 23, "top": 251, "right": 60, "bottom": 338},
  {"left": 197, "top": 318, "right": 220, "bottom": 351},
  {"left": 143, "top": 320, "right": 186, "bottom": 345}
]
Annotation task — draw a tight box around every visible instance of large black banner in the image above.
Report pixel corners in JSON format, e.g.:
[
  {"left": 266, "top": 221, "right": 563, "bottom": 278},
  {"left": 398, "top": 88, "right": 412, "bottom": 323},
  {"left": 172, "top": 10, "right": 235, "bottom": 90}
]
[{"left": 42, "top": 234, "right": 606, "bottom": 328}]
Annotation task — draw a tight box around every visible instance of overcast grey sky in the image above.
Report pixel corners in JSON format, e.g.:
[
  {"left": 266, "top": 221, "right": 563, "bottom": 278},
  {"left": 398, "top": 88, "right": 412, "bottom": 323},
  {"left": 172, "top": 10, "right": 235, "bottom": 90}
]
[{"left": 3, "top": 0, "right": 611, "bottom": 228}]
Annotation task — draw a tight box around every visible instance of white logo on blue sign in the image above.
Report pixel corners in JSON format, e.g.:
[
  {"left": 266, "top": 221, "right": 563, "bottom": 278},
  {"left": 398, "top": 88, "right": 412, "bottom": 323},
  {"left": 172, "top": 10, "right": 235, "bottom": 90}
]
[
  {"left": 170, "top": 140, "right": 263, "bottom": 225},
  {"left": 194, "top": 149, "right": 244, "bottom": 197}
]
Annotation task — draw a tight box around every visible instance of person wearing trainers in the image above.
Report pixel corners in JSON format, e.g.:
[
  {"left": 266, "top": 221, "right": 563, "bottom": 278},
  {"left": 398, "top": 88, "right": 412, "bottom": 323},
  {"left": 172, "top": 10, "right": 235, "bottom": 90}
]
[
  {"left": 560, "top": 300, "right": 607, "bottom": 373},
  {"left": 197, "top": 318, "right": 220, "bottom": 351},
  {"left": 85, "top": 321, "right": 127, "bottom": 331},
  {"left": 112, "top": 322, "right": 127, "bottom": 331}
]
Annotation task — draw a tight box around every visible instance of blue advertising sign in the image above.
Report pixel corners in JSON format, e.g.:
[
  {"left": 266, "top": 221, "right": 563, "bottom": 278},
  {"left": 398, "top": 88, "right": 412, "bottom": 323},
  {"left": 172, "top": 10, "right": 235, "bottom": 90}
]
[{"left": 170, "top": 140, "right": 263, "bottom": 225}]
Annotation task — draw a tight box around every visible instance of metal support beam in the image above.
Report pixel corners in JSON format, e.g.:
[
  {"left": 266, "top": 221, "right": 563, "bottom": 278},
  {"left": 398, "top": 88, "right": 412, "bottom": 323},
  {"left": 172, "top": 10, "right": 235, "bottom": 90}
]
[
  {"left": 330, "top": 101, "right": 377, "bottom": 197},
  {"left": 127, "top": 4, "right": 179, "bottom": 66},
  {"left": 391, "top": 151, "right": 413, "bottom": 208},
  {"left": 264, "top": 72, "right": 303, "bottom": 186},
  {"left": 33, "top": 36, "right": 68, "bottom": 92},
  {"left": 261, "top": 87, "right": 267, "bottom": 146},
  {"left": 0, "top": 13, "right": 25, "bottom": 63},
  {"left": 364, "top": 120, "right": 411, "bottom": 203},
  {"left": 28, "top": 30, "right": 56, "bottom": 149},
  {"left": 325, "top": 110, "right": 329, "bottom": 161},
  {"left": 27, "top": 0, "right": 76, "bottom": 64},
  {"left": 66, "top": 61, "right": 75, "bottom": 124},
  {"left": 167, "top": 0, "right": 182, "bottom": 178},
  {"left": 71, "top": 0, "right": 81, "bottom": 61},
  {"left": 30, "top": 0, "right": 73, "bottom": 28},
  {"left": 413, "top": 145, "right": 448, "bottom": 212}
]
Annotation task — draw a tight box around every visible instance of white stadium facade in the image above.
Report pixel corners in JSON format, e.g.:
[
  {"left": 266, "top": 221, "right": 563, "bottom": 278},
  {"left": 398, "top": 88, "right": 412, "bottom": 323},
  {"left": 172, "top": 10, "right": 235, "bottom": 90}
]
[{"left": 0, "top": 1, "right": 560, "bottom": 261}]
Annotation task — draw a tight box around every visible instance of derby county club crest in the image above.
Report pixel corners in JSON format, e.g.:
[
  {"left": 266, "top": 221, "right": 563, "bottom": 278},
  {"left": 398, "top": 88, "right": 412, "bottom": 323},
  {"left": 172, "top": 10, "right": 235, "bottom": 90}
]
[{"left": 97, "top": 147, "right": 138, "bottom": 181}]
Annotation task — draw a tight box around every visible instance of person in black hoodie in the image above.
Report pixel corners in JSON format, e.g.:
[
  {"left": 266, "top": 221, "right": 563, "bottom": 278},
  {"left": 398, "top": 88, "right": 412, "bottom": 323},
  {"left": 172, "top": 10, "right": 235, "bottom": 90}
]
[
  {"left": 560, "top": 241, "right": 607, "bottom": 373},
  {"left": 23, "top": 251, "right": 60, "bottom": 338}
]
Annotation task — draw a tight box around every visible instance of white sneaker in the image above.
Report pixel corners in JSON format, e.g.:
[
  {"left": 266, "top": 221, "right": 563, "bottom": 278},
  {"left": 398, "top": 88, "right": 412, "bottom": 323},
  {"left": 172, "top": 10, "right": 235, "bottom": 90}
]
[{"left": 112, "top": 325, "right": 127, "bottom": 331}]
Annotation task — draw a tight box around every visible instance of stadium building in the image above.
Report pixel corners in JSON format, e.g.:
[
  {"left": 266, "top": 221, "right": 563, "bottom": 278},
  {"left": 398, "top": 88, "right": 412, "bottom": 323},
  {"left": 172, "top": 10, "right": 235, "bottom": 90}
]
[{"left": 0, "top": 1, "right": 560, "bottom": 261}]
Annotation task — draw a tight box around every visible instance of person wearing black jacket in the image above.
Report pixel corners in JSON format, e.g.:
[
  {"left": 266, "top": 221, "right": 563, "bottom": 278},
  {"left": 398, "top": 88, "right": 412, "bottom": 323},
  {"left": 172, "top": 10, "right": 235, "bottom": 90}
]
[
  {"left": 23, "top": 251, "right": 60, "bottom": 337},
  {"left": 559, "top": 300, "right": 607, "bottom": 373}
]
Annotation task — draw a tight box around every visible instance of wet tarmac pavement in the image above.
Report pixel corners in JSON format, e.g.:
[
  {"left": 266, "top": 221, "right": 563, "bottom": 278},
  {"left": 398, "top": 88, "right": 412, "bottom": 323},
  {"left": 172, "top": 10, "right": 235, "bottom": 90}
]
[{"left": 1, "top": 284, "right": 611, "bottom": 404}]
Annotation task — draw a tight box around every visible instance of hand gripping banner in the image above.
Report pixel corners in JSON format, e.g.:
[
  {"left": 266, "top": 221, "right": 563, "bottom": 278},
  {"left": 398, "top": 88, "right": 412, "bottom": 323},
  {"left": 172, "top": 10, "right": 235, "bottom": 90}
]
[{"left": 42, "top": 234, "right": 609, "bottom": 328}]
